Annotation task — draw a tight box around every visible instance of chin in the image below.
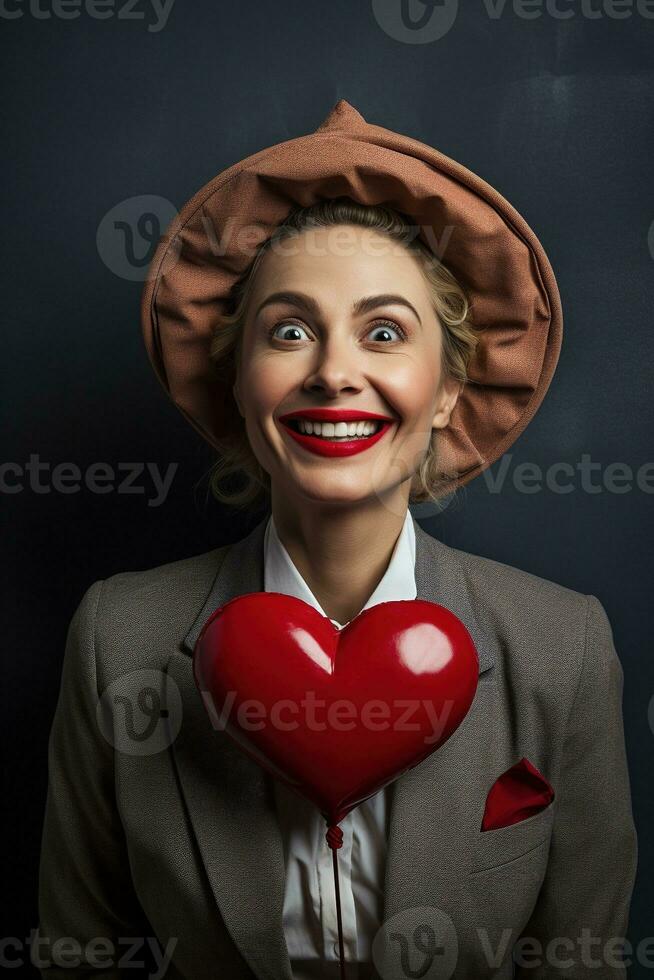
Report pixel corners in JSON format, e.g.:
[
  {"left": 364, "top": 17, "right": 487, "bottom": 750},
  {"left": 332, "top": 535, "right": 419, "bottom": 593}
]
[{"left": 290, "top": 477, "right": 390, "bottom": 508}]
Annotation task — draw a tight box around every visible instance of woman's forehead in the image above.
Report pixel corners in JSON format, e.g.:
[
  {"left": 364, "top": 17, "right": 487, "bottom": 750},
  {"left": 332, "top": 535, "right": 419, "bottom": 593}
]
[{"left": 249, "top": 233, "right": 431, "bottom": 307}]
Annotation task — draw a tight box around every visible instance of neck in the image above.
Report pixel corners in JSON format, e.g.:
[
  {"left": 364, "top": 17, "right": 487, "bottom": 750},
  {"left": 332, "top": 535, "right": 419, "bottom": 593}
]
[{"left": 269, "top": 487, "right": 410, "bottom": 625}]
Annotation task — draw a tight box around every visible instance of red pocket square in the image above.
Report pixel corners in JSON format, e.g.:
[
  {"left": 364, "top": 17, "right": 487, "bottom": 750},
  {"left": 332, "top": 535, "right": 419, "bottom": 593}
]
[{"left": 481, "top": 757, "right": 555, "bottom": 831}]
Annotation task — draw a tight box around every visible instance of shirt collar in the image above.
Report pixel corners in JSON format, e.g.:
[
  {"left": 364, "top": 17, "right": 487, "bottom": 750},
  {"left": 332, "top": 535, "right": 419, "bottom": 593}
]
[{"left": 263, "top": 509, "right": 417, "bottom": 630}]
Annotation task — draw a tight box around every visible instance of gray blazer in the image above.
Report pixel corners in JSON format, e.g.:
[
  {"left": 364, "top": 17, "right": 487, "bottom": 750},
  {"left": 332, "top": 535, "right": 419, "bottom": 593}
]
[{"left": 37, "top": 514, "right": 638, "bottom": 979}]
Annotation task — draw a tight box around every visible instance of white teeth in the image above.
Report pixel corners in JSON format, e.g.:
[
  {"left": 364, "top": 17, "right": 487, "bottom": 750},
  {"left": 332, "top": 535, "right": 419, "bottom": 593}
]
[{"left": 295, "top": 419, "right": 381, "bottom": 438}]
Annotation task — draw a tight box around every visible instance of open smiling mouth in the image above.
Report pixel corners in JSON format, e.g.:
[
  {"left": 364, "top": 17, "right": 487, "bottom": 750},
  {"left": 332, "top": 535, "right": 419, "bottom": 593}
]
[{"left": 280, "top": 418, "right": 393, "bottom": 458}]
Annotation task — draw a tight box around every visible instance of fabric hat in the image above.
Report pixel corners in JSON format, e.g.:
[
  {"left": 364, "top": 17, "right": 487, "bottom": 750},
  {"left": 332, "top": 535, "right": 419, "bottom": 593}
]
[{"left": 141, "top": 99, "right": 562, "bottom": 493}]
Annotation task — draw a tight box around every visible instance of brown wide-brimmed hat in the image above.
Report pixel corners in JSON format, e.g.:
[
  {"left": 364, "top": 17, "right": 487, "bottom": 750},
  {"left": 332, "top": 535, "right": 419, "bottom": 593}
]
[{"left": 141, "top": 99, "right": 562, "bottom": 493}]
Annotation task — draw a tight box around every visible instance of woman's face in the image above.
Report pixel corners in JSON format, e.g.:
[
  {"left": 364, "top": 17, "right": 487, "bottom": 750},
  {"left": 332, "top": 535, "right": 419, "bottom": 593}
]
[{"left": 233, "top": 224, "right": 461, "bottom": 512}]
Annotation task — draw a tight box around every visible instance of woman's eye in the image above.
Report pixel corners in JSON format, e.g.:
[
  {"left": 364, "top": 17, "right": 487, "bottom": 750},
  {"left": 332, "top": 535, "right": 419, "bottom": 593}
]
[
  {"left": 269, "top": 319, "right": 406, "bottom": 343},
  {"left": 367, "top": 321, "right": 406, "bottom": 343},
  {"left": 271, "top": 322, "right": 311, "bottom": 342}
]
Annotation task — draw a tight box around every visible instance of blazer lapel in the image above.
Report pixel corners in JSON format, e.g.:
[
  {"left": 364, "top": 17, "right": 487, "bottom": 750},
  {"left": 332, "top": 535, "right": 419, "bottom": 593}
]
[
  {"left": 166, "top": 516, "right": 293, "bottom": 980},
  {"left": 381, "top": 519, "right": 501, "bottom": 936},
  {"left": 166, "top": 513, "right": 499, "bottom": 979}
]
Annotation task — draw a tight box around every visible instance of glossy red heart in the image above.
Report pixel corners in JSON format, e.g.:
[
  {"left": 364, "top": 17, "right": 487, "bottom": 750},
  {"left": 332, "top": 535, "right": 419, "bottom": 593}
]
[{"left": 193, "top": 593, "right": 479, "bottom": 824}]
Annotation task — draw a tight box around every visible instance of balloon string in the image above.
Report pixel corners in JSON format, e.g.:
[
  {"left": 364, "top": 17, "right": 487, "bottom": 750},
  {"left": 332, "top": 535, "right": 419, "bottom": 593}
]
[{"left": 326, "top": 823, "right": 346, "bottom": 980}]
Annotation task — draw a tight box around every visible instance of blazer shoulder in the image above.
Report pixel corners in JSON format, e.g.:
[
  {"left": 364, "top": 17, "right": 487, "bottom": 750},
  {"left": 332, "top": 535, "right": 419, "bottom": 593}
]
[
  {"left": 449, "top": 542, "right": 588, "bottom": 619},
  {"left": 75, "top": 544, "right": 231, "bottom": 680},
  {"left": 101, "top": 543, "right": 229, "bottom": 605},
  {"left": 436, "top": 541, "right": 600, "bottom": 696},
  {"left": 423, "top": 537, "right": 591, "bottom": 662}
]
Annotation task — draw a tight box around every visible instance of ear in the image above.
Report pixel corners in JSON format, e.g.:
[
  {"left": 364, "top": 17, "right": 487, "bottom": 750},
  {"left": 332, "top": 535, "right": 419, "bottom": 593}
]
[{"left": 432, "top": 376, "right": 462, "bottom": 431}]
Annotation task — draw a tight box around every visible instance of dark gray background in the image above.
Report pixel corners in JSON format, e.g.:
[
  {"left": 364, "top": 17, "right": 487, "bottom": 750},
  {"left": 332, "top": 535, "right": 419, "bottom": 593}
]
[{"left": 2, "top": 0, "right": 653, "bottom": 975}]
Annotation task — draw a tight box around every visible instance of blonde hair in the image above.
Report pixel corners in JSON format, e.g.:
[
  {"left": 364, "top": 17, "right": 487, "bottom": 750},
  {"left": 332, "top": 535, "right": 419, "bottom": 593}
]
[{"left": 207, "top": 197, "right": 480, "bottom": 511}]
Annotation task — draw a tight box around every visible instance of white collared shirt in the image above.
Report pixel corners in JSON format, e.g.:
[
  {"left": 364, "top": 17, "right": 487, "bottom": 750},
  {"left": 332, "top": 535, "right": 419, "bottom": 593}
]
[{"left": 263, "top": 510, "right": 417, "bottom": 978}]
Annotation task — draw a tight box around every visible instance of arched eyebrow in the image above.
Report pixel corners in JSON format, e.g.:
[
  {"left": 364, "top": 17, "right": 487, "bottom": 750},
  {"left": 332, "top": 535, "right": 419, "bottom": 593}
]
[{"left": 253, "top": 290, "right": 422, "bottom": 327}]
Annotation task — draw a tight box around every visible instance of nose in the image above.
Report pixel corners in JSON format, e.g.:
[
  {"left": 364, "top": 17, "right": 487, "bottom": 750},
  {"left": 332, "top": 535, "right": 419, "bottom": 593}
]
[{"left": 302, "top": 332, "right": 365, "bottom": 397}]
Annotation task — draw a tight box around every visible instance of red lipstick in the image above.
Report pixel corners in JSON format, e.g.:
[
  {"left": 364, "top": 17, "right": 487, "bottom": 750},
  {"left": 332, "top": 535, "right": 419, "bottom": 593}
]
[{"left": 278, "top": 408, "right": 395, "bottom": 458}]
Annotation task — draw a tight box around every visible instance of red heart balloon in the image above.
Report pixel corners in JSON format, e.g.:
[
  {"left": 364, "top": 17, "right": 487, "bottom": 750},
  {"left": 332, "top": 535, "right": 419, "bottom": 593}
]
[{"left": 193, "top": 593, "right": 479, "bottom": 825}]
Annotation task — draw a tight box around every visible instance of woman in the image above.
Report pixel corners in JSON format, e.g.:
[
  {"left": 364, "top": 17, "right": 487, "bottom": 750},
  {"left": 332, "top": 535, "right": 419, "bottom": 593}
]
[{"left": 37, "top": 101, "right": 637, "bottom": 980}]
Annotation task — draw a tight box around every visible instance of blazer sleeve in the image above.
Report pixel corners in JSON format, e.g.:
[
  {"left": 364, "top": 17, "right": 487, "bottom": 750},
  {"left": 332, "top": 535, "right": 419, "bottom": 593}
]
[
  {"left": 514, "top": 594, "right": 638, "bottom": 979},
  {"left": 36, "top": 580, "right": 150, "bottom": 978}
]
